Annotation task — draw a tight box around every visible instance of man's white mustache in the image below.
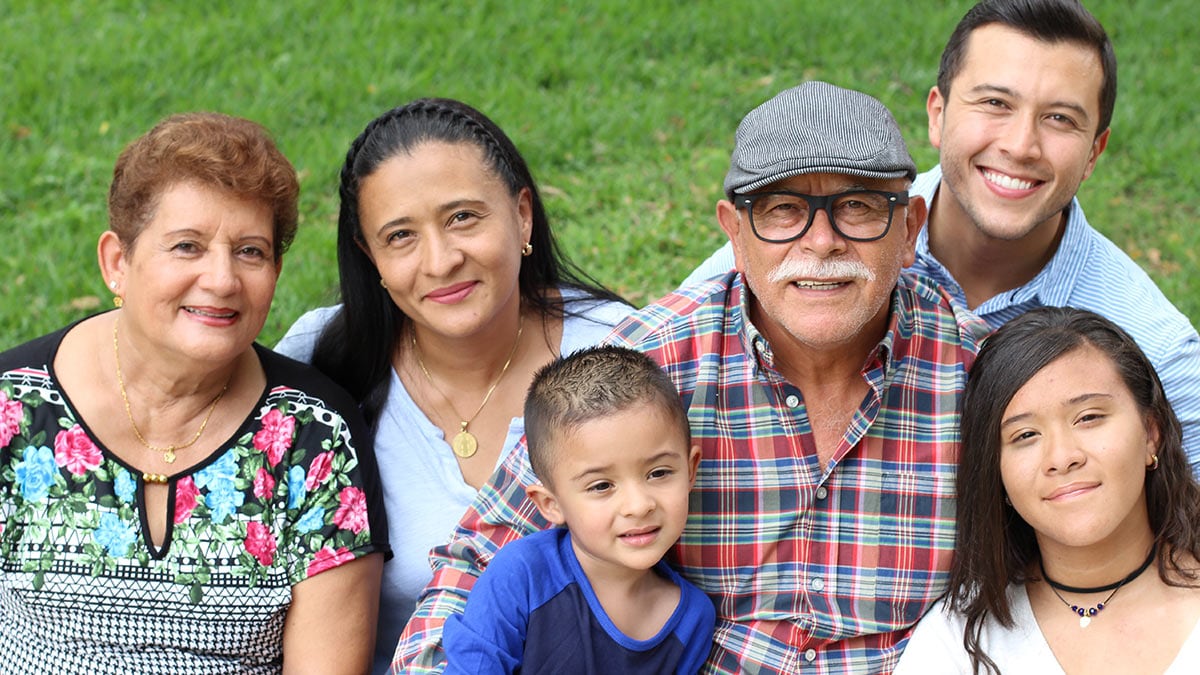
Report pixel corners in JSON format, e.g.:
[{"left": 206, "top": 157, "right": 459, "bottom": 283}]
[{"left": 768, "top": 258, "right": 875, "bottom": 284}]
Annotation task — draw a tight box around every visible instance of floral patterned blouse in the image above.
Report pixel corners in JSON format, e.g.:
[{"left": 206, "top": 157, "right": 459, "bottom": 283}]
[{"left": 0, "top": 325, "right": 389, "bottom": 674}]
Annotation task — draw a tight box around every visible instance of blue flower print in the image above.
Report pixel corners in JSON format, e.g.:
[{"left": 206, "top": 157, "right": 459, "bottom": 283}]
[
  {"left": 94, "top": 512, "right": 136, "bottom": 557},
  {"left": 296, "top": 506, "right": 326, "bottom": 534},
  {"left": 287, "top": 465, "right": 306, "bottom": 510},
  {"left": 14, "top": 445, "right": 57, "bottom": 502},
  {"left": 114, "top": 469, "right": 137, "bottom": 504},
  {"left": 194, "top": 450, "right": 239, "bottom": 491},
  {"left": 206, "top": 483, "right": 245, "bottom": 524}
]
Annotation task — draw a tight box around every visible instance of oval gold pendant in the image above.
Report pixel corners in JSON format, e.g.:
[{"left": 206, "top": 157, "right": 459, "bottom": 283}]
[{"left": 451, "top": 430, "right": 478, "bottom": 458}]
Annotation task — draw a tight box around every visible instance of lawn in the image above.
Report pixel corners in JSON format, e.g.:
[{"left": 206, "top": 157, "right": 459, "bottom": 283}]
[{"left": 2, "top": 0, "right": 1196, "bottom": 348}]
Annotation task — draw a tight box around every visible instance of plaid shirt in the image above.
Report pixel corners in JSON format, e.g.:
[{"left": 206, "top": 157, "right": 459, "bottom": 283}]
[{"left": 395, "top": 272, "right": 984, "bottom": 674}]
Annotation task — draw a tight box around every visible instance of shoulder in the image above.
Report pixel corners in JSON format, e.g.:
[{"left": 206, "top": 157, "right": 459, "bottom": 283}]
[
  {"left": 609, "top": 273, "right": 739, "bottom": 353},
  {"left": 894, "top": 272, "right": 987, "bottom": 359},
  {"left": 0, "top": 329, "right": 64, "bottom": 374},
  {"left": 255, "top": 345, "right": 368, "bottom": 439},
  {"left": 560, "top": 289, "right": 636, "bottom": 354},
  {"left": 273, "top": 305, "right": 343, "bottom": 364}
]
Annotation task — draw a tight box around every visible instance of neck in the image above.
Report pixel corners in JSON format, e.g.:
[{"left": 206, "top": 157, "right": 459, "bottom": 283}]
[
  {"left": 751, "top": 300, "right": 885, "bottom": 388},
  {"left": 407, "top": 306, "right": 526, "bottom": 385},
  {"left": 1037, "top": 529, "right": 1157, "bottom": 591},
  {"left": 926, "top": 184, "right": 1065, "bottom": 309},
  {"left": 112, "top": 313, "right": 240, "bottom": 405}
]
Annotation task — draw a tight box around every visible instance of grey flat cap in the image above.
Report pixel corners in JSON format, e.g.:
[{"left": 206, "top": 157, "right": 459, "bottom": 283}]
[{"left": 723, "top": 81, "right": 917, "bottom": 199}]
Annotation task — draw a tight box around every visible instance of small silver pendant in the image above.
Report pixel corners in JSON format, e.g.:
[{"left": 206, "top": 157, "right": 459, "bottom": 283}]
[{"left": 1079, "top": 615, "right": 1091, "bottom": 628}]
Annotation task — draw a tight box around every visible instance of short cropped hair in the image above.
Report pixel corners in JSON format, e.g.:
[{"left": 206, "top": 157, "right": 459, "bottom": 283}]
[
  {"left": 524, "top": 345, "right": 690, "bottom": 485},
  {"left": 108, "top": 112, "right": 300, "bottom": 258},
  {"left": 937, "top": 0, "right": 1117, "bottom": 136}
]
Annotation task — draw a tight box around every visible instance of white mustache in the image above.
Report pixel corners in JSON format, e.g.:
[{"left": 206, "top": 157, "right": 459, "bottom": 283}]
[{"left": 767, "top": 257, "right": 875, "bottom": 284}]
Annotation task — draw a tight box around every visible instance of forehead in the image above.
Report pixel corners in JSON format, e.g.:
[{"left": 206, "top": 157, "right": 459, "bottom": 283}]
[
  {"left": 1007, "top": 345, "right": 1129, "bottom": 409},
  {"left": 956, "top": 24, "right": 1104, "bottom": 106},
  {"left": 758, "top": 172, "right": 904, "bottom": 195}
]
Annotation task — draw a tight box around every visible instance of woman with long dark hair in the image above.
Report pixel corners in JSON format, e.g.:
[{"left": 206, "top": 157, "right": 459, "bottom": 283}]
[
  {"left": 896, "top": 307, "right": 1200, "bottom": 673},
  {"left": 275, "top": 98, "right": 631, "bottom": 673}
]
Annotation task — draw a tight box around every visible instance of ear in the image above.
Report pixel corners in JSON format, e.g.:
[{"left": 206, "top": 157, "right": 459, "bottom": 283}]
[
  {"left": 516, "top": 186, "right": 534, "bottom": 245},
  {"left": 525, "top": 483, "right": 566, "bottom": 526},
  {"left": 716, "top": 199, "right": 746, "bottom": 272},
  {"left": 686, "top": 444, "right": 701, "bottom": 486},
  {"left": 926, "top": 86, "right": 946, "bottom": 149},
  {"left": 1080, "top": 128, "right": 1110, "bottom": 182},
  {"left": 97, "top": 230, "right": 127, "bottom": 296},
  {"left": 900, "top": 195, "right": 927, "bottom": 268},
  {"left": 1144, "top": 414, "right": 1162, "bottom": 467}
]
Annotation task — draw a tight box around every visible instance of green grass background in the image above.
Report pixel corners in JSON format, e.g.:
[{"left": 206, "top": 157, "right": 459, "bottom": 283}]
[{"left": 2, "top": 1, "right": 1196, "bottom": 348}]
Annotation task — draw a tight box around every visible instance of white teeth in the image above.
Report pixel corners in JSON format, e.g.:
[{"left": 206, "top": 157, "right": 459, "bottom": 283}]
[
  {"left": 794, "top": 280, "right": 844, "bottom": 290},
  {"left": 983, "top": 170, "right": 1035, "bottom": 190},
  {"left": 185, "top": 307, "right": 235, "bottom": 319}
]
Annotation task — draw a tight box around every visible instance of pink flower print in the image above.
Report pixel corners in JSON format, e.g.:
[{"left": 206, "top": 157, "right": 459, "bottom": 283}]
[
  {"left": 0, "top": 391, "right": 23, "bottom": 449},
  {"left": 53, "top": 425, "right": 102, "bottom": 476},
  {"left": 175, "top": 476, "right": 200, "bottom": 524},
  {"left": 333, "top": 486, "right": 369, "bottom": 534},
  {"left": 305, "top": 452, "right": 334, "bottom": 490},
  {"left": 253, "top": 408, "right": 296, "bottom": 468},
  {"left": 244, "top": 521, "right": 277, "bottom": 566},
  {"left": 253, "top": 468, "right": 276, "bottom": 500},
  {"left": 307, "top": 546, "right": 354, "bottom": 576}
]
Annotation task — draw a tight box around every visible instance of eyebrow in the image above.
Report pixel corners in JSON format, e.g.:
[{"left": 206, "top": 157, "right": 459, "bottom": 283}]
[
  {"left": 967, "top": 83, "right": 1093, "bottom": 124},
  {"left": 1000, "top": 392, "right": 1114, "bottom": 429},
  {"left": 372, "top": 198, "right": 489, "bottom": 235},
  {"left": 568, "top": 450, "right": 682, "bottom": 482}
]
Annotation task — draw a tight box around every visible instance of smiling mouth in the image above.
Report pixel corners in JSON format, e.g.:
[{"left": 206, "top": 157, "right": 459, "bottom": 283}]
[
  {"left": 184, "top": 307, "right": 237, "bottom": 319},
  {"left": 792, "top": 280, "right": 849, "bottom": 290},
  {"left": 982, "top": 168, "right": 1038, "bottom": 191}
]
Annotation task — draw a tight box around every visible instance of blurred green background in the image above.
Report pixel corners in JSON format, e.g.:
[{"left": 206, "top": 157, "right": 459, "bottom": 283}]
[{"left": 2, "top": 1, "right": 1195, "bottom": 347}]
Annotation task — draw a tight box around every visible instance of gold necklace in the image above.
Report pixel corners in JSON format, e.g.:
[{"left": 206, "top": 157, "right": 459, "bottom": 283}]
[
  {"left": 412, "top": 314, "right": 524, "bottom": 459},
  {"left": 112, "top": 317, "right": 228, "bottom": 464}
]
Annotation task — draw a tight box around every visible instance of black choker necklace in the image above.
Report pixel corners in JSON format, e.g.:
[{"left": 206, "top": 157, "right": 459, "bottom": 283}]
[{"left": 1039, "top": 545, "right": 1156, "bottom": 628}]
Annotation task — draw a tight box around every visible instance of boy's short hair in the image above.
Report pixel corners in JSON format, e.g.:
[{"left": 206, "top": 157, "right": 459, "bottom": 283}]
[{"left": 524, "top": 345, "right": 690, "bottom": 484}]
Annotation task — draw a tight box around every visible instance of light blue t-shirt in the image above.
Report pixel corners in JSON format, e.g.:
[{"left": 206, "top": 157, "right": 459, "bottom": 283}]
[
  {"left": 680, "top": 165, "right": 1200, "bottom": 469},
  {"left": 274, "top": 289, "right": 634, "bottom": 675}
]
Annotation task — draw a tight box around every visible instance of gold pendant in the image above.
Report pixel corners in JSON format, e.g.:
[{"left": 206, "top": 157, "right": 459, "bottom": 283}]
[
  {"left": 163, "top": 448, "right": 177, "bottom": 464},
  {"left": 451, "top": 429, "right": 478, "bottom": 458}
]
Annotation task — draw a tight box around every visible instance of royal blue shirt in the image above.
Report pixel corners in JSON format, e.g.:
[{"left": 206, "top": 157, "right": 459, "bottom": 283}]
[{"left": 442, "top": 528, "right": 715, "bottom": 674}]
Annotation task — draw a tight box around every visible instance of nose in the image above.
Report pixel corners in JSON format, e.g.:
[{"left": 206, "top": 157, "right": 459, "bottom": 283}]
[
  {"left": 1043, "top": 429, "right": 1086, "bottom": 474},
  {"left": 997, "top": 113, "right": 1043, "bottom": 162},
  {"left": 795, "top": 206, "right": 847, "bottom": 257},
  {"left": 620, "top": 484, "right": 657, "bottom": 518},
  {"left": 199, "top": 249, "right": 240, "bottom": 295},
  {"left": 420, "top": 231, "right": 465, "bottom": 276}
]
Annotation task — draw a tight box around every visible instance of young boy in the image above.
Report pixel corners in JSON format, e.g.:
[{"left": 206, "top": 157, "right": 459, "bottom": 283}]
[{"left": 442, "top": 345, "right": 715, "bottom": 674}]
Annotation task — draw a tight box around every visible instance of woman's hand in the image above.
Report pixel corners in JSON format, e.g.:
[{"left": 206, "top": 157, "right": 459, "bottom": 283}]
[{"left": 283, "top": 552, "right": 385, "bottom": 674}]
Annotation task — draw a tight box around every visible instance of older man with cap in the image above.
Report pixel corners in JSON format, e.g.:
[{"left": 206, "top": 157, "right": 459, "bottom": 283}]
[{"left": 394, "top": 82, "right": 985, "bottom": 674}]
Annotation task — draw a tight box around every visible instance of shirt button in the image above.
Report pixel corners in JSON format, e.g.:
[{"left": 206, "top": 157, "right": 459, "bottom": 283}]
[
  {"left": 804, "top": 648, "right": 817, "bottom": 663},
  {"left": 815, "top": 486, "right": 828, "bottom": 500},
  {"left": 785, "top": 394, "right": 800, "bottom": 408},
  {"left": 810, "top": 577, "right": 824, "bottom": 592}
]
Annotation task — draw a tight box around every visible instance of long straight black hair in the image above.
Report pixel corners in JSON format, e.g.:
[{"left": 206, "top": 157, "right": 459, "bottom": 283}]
[
  {"left": 950, "top": 307, "right": 1200, "bottom": 674},
  {"left": 311, "top": 98, "right": 627, "bottom": 428}
]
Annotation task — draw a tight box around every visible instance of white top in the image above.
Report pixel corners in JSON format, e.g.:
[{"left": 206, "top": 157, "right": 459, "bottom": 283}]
[
  {"left": 895, "top": 584, "right": 1200, "bottom": 674},
  {"left": 273, "top": 289, "right": 633, "bottom": 674}
]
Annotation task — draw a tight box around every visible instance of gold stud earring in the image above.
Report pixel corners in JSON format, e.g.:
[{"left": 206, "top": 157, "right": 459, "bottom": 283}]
[
  {"left": 521, "top": 242, "right": 533, "bottom": 257},
  {"left": 380, "top": 278, "right": 389, "bottom": 290}
]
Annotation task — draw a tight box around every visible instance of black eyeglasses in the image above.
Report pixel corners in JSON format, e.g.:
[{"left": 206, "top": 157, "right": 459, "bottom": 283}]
[{"left": 735, "top": 189, "right": 909, "bottom": 243}]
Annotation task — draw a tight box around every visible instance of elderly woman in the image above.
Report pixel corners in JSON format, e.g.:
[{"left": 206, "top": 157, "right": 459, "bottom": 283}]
[
  {"left": 275, "top": 98, "right": 632, "bottom": 672},
  {"left": 0, "top": 112, "right": 387, "bottom": 673}
]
